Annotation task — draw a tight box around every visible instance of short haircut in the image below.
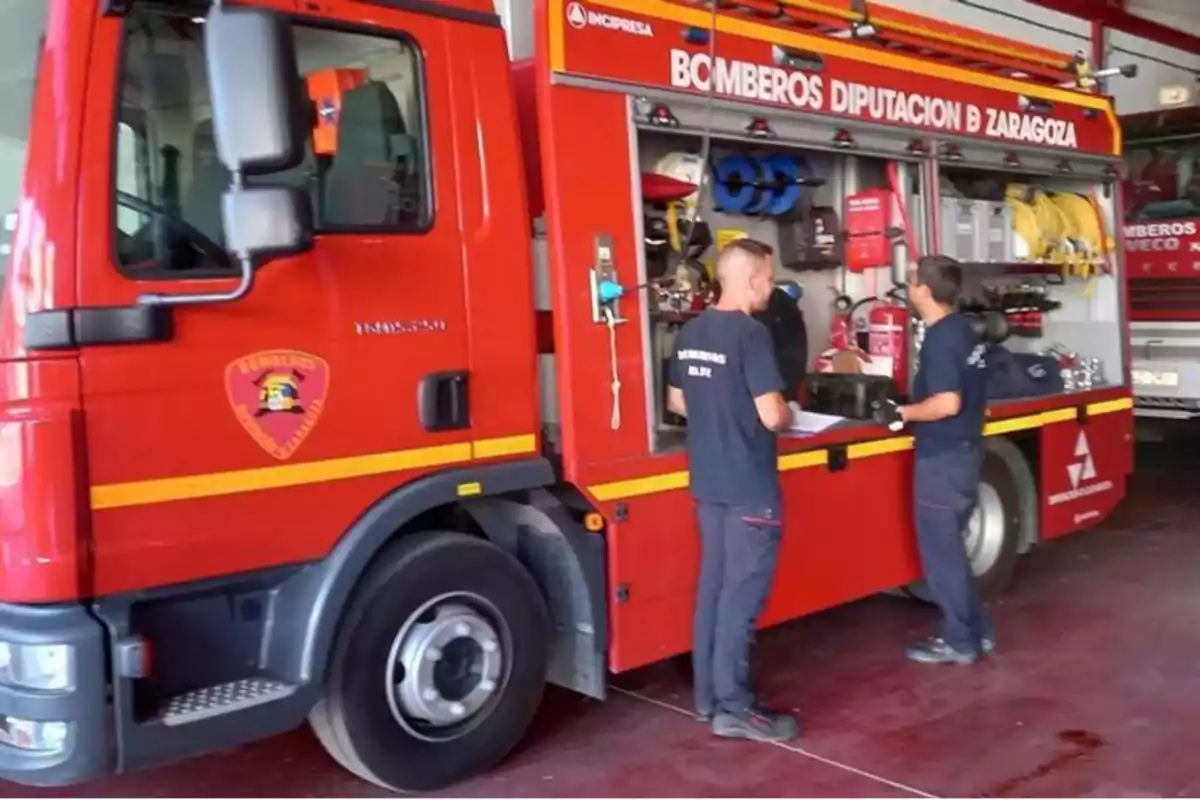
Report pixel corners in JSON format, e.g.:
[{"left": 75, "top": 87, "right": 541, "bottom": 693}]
[
  {"left": 715, "top": 237, "right": 774, "bottom": 286},
  {"left": 721, "top": 237, "right": 774, "bottom": 261},
  {"left": 915, "top": 254, "right": 963, "bottom": 306}
]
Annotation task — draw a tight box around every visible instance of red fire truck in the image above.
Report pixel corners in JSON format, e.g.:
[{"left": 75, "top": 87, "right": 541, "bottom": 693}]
[
  {"left": 1122, "top": 104, "right": 1200, "bottom": 419},
  {"left": 0, "top": 0, "right": 1133, "bottom": 792}
]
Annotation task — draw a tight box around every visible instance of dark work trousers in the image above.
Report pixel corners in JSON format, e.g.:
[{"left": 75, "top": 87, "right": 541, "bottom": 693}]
[
  {"left": 692, "top": 501, "right": 782, "bottom": 717},
  {"left": 914, "top": 442, "right": 994, "bottom": 652}
]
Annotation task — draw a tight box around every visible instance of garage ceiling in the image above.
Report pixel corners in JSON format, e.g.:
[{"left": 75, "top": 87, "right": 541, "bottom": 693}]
[
  {"left": 1126, "top": 0, "right": 1200, "bottom": 36},
  {"left": 1025, "top": 0, "right": 1200, "bottom": 53},
  {"left": 1127, "top": 0, "right": 1196, "bottom": 18}
]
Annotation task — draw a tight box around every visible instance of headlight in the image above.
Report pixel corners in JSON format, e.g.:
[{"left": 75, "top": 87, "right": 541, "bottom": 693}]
[
  {"left": 0, "top": 716, "right": 69, "bottom": 754},
  {"left": 0, "top": 642, "right": 73, "bottom": 691}
]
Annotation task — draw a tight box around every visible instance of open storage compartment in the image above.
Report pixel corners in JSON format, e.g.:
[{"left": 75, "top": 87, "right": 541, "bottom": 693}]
[
  {"left": 934, "top": 155, "right": 1124, "bottom": 404},
  {"left": 623, "top": 96, "right": 1125, "bottom": 456},
  {"left": 627, "top": 105, "right": 928, "bottom": 453}
]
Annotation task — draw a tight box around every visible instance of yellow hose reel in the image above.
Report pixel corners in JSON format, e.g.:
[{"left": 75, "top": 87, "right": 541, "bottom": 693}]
[{"left": 1005, "top": 183, "right": 1112, "bottom": 293}]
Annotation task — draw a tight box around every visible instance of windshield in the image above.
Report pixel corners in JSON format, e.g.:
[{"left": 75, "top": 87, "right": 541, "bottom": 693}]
[
  {"left": 1123, "top": 106, "right": 1200, "bottom": 222},
  {"left": 0, "top": 0, "right": 47, "bottom": 279}
]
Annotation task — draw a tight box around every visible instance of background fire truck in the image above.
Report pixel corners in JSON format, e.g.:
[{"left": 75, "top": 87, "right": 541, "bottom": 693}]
[
  {"left": 0, "top": 0, "right": 1132, "bottom": 793},
  {"left": 1123, "top": 103, "right": 1200, "bottom": 420}
]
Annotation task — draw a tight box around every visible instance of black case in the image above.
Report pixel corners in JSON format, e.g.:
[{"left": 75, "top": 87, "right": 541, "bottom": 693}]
[{"left": 806, "top": 373, "right": 900, "bottom": 420}]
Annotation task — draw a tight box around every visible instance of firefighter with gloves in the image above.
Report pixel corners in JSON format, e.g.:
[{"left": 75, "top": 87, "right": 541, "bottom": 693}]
[
  {"left": 873, "top": 255, "right": 995, "bottom": 665},
  {"left": 665, "top": 238, "right": 800, "bottom": 743}
]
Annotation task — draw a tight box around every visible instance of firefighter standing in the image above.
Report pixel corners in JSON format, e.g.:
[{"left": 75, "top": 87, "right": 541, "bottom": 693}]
[
  {"left": 665, "top": 238, "right": 799, "bottom": 742},
  {"left": 876, "top": 254, "right": 995, "bottom": 664}
]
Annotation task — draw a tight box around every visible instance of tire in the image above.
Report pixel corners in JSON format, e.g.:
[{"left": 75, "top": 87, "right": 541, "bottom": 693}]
[
  {"left": 309, "top": 531, "right": 550, "bottom": 793},
  {"left": 905, "top": 436, "right": 1036, "bottom": 602}
]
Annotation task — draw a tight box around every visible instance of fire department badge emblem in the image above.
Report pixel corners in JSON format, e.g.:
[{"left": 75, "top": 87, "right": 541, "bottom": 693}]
[{"left": 225, "top": 350, "right": 330, "bottom": 460}]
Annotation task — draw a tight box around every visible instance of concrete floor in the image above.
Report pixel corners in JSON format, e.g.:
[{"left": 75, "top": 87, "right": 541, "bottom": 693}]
[{"left": 7, "top": 426, "right": 1199, "bottom": 798}]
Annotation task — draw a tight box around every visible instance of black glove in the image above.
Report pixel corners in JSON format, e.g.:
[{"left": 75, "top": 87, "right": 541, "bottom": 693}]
[{"left": 872, "top": 398, "right": 905, "bottom": 432}]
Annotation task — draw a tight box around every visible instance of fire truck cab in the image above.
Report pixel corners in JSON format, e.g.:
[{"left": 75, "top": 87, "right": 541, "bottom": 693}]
[
  {"left": 0, "top": 0, "right": 1133, "bottom": 793},
  {"left": 1123, "top": 105, "right": 1200, "bottom": 420}
]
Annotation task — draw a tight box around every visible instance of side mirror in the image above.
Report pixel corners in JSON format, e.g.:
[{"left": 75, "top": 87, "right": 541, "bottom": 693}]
[
  {"left": 141, "top": 2, "right": 312, "bottom": 308},
  {"left": 205, "top": 3, "right": 306, "bottom": 174},
  {"left": 224, "top": 187, "right": 313, "bottom": 260}
]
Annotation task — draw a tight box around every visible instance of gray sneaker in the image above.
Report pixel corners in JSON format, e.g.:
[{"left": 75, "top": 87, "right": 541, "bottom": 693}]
[
  {"left": 712, "top": 706, "right": 799, "bottom": 742},
  {"left": 906, "top": 636, "right": 980, "bottom": 665}
]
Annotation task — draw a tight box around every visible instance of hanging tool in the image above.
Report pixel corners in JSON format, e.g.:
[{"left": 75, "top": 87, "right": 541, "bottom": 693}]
[
  {"left": 886, "top": 160, "right": 918, "bottom": 262},
  {"left": 826, "top": 291, "right": 876, "bottom": 352},
  {"left": 828, "top": 291, "right": 856, "bottom": 351}
]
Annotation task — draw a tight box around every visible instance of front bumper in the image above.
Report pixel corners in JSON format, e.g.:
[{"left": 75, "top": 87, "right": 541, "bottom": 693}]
[
  {"left": 1131, "top": 358, "right": 1200, "bottom": 419},
  {"left": 0, "top": 602, "right": 108, "bottom": 787}
]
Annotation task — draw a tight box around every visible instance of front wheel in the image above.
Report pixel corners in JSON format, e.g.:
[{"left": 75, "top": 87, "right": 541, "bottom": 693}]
[
  {"left": 310, "top": 531, "right": 550, "bottom": 793},
  {"left": 906, "top": 436, "right": 1036, "bottom": 601}
]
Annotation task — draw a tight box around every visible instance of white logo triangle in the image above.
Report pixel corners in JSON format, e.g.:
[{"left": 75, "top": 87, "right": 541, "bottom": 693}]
[
  {"left": 1066, "top": 429, "right": 1098, "bottom": 490},
  {"left": 567, "top": 3, "right": 587, "bottom": 28},
  {"left": 1068, "top": 462, "right": 1083, "bottom": 489},
  {"left": 1080, "top": 455, "right": 1097, "bottom": 481}
]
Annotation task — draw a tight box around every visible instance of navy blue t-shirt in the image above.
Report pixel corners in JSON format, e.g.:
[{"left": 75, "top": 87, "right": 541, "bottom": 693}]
[
  {"left": 668, "top": 309, "right": 785, "bottom": 508},
  {"left": 911, "top": 312, "right": 988, "bottom": 457}
]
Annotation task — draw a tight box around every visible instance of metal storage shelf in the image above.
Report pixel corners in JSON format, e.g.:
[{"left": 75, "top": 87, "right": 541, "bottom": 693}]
[{"left": 957, "top": 261, "right": 1074, "bottom": 278}]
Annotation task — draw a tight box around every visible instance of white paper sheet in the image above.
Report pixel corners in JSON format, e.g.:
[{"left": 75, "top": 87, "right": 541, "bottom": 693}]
[{"left": 787, "top": 403, "right": 845, "bottom": 434}]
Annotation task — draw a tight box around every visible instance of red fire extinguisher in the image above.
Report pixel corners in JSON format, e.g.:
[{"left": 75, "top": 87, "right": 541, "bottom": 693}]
[{"left": 867, "top": 291, "right": 911, "bottom": 395}]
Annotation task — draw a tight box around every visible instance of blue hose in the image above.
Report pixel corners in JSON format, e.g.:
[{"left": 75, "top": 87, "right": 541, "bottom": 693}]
[
  {"left": 712, "top": 155, "right": 763, "bottom": 214},
  {"left": 744, "top": 158, "right": 776, "bottom": 215},
  {"left": 762, "top": 155, "right": 804, "bottom": 216}
]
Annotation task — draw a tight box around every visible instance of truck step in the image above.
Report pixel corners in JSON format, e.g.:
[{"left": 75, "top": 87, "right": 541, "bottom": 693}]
[{"left": 161, "top": 678, "right": 298, "bottom": 726}]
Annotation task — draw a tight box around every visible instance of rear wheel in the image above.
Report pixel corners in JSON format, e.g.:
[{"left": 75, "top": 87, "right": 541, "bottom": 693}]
[
  {"left": 310, "top": 531, "right": 549, "bottom": 793},
  {"left": 906, "top": 437, "right": 1035, "bottom": 601}
]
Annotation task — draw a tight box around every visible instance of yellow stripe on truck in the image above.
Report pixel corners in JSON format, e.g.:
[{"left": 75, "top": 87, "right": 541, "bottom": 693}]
[
  {"left": 90, "top": 435, "right": 538, "bottom": 511},
  {"left": 587, "top": 400, "right": 1133, "bottom": 502},
  {"left": 92, "top": 398, "right": 1133, "bottom": 510}
]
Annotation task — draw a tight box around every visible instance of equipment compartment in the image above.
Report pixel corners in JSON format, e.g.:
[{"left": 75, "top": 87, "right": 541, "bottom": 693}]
[
  {"left": 631, "top": 121, "right": 926, "bottom": 452},
  {"left": 629, "top": 124, "right": 1126, "bottom": 454},
  {"left": 938, "top": 164, "right": 1125, "bottom": 399}
]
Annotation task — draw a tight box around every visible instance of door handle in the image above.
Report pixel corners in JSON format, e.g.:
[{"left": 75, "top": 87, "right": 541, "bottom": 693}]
[{"left": 418, "top": 370, "right": 470, "bottom": 432}]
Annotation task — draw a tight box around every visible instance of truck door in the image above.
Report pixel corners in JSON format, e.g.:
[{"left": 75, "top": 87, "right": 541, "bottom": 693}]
[{"left": 74, "top": 6, "right": 469, "bottom": 594}]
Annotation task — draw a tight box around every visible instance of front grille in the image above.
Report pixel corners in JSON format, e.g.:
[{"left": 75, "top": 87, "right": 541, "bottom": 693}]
[
  {"left": 1137, "top": 395, "right": 1200, "bottom": 410},
  {"left": 1130, "top": 278, "right": 1200, "bottom": 313}
]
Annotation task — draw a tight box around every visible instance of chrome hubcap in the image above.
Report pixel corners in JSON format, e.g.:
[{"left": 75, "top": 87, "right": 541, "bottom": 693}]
[
  {"left": 964, "top": 482, "right": 1006, "bottom": 578},
  {"left": 387, "top": 594, "right": 506, "bottom": 740}
]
